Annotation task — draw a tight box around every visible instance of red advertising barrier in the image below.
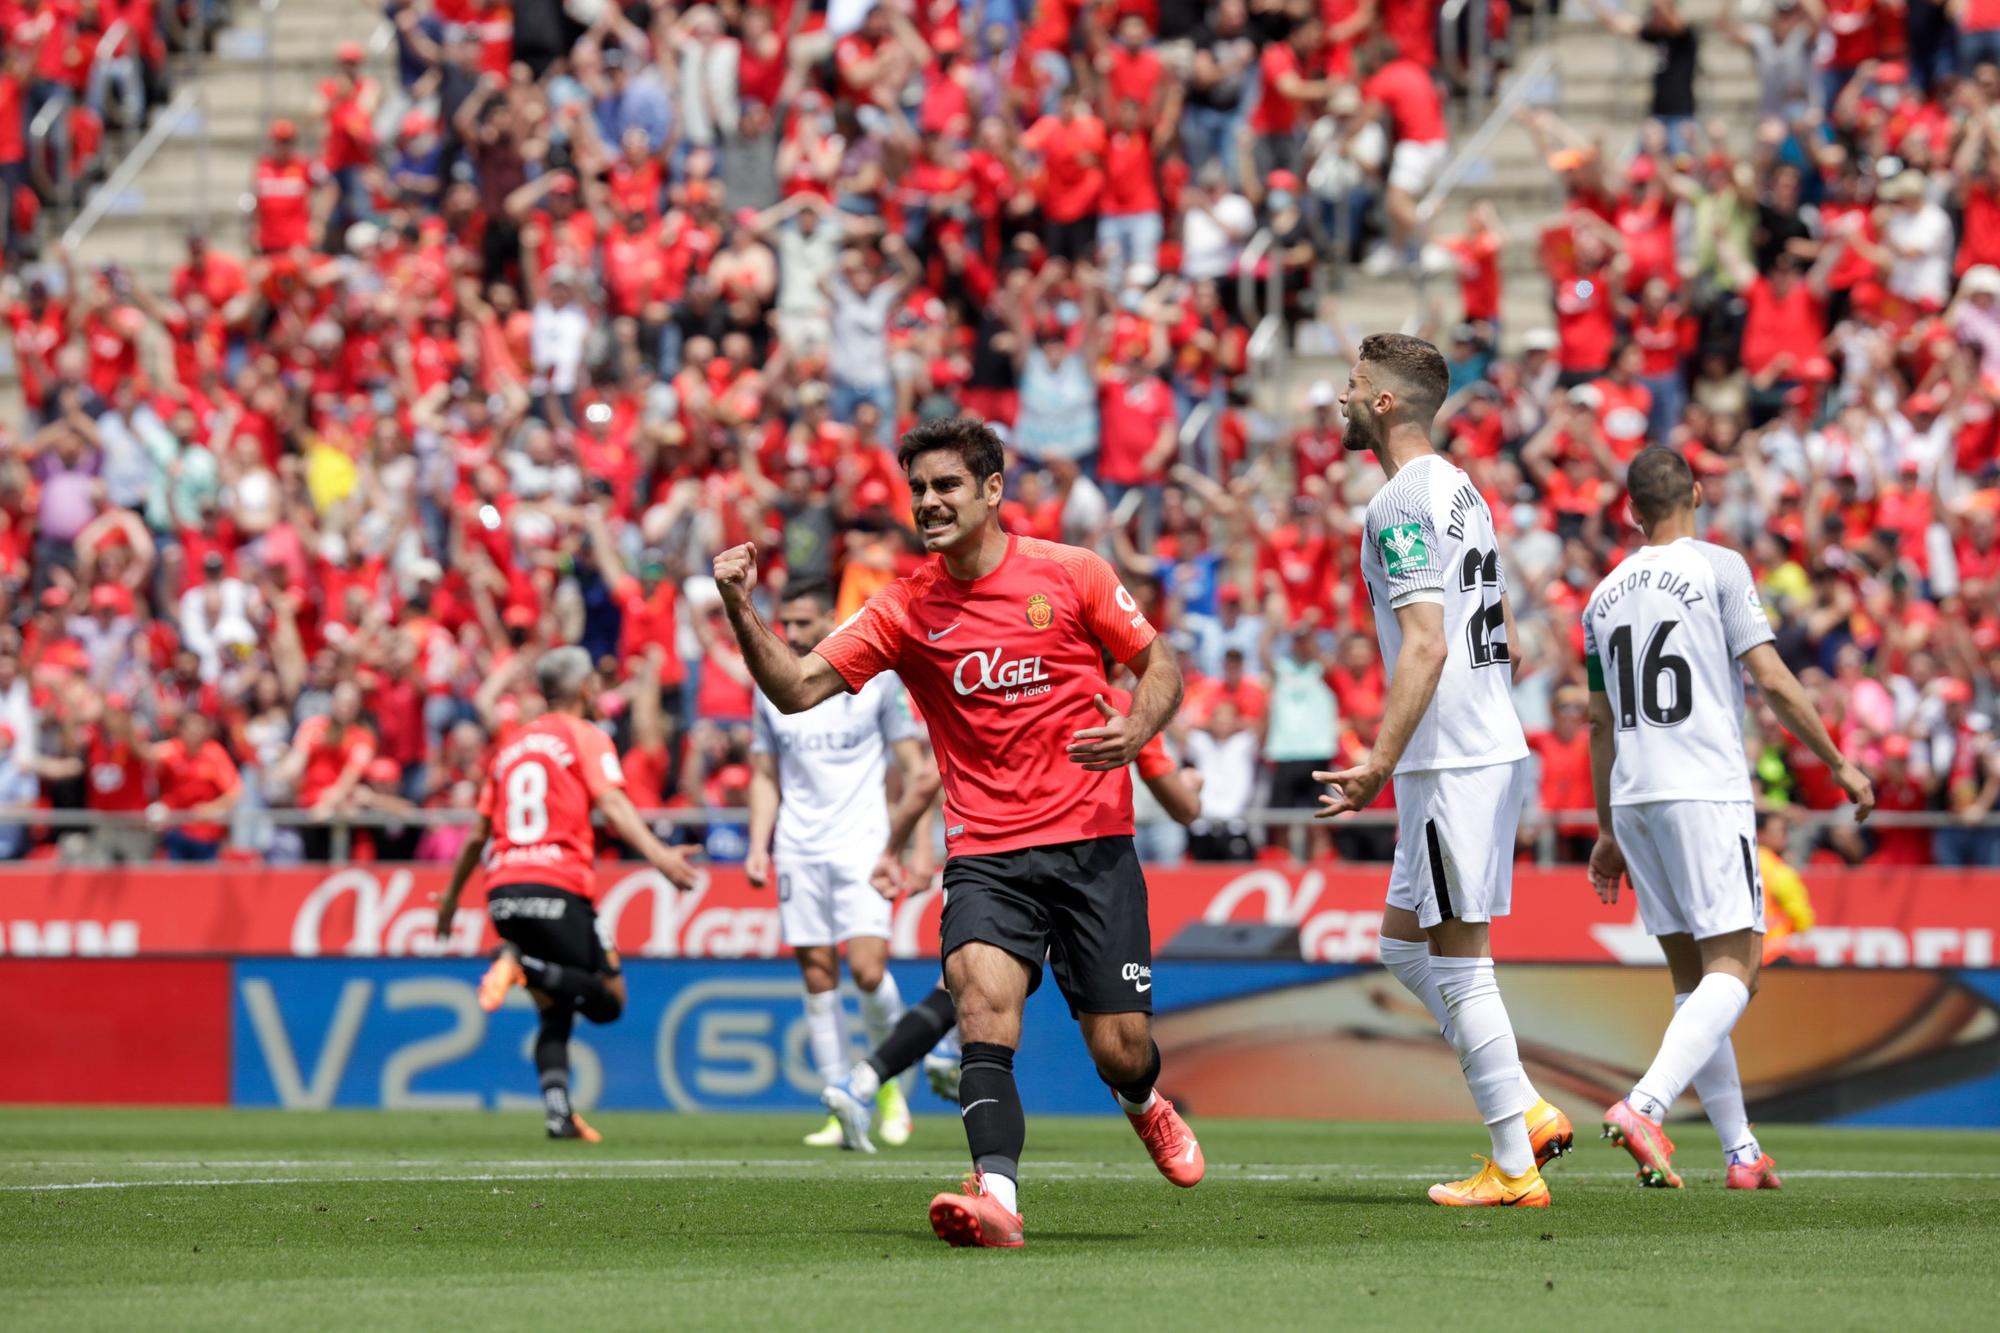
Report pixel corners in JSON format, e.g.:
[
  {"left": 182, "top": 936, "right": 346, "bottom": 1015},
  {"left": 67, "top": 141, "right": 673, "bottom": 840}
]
[
  {"left": 0, "top": 959, "right": 231, "bottom": 1104},
  {"left": 0, "top": 862, "right": 1994, "bottom": 965}
]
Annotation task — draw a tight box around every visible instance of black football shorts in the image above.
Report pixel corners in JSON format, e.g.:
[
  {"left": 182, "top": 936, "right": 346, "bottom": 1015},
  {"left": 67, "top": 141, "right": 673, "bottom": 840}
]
[
  {"left": 485, "top": 884, "right": 617, "bottom": 975},
  {"left": 940, "top": 835, "right": 1154, "bottom": 1017}
]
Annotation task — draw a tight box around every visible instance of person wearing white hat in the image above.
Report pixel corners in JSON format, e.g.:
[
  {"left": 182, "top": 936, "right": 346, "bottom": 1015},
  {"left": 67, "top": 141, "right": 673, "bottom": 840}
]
[
  {"left": 1880, "top": 169, "right": 1952, "bottom": 307},
  {"left": 1953, "top": 266, "right": 2000, "bottom": 379}
]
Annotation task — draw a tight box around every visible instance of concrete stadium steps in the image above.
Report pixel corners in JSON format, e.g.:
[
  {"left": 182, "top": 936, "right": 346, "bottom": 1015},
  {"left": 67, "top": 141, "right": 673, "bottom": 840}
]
[
  {"left": 0, "top": 0, "right": 387, "bottom": 427},
  {"left": 1274, "top": 0, "right": 1764, "bottom": 409}
]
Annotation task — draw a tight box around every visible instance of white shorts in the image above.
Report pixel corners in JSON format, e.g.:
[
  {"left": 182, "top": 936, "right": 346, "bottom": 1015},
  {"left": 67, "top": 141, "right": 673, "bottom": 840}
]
[
  {"left": 1388, "top": 139, "right": 1449, "bottom": 197},
  {"left": 1612, "top": 800, "right": 1764, "bottom": 940},
  {"left": 777, "top": 858, "right": 891, "bottom": 949},
  {"left": 1386, "top": 759, "right": 1529, "bottom": 928}
]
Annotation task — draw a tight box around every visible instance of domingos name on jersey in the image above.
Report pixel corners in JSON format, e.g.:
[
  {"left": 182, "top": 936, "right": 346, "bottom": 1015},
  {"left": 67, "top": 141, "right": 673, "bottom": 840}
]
[
  {"left": 1442, "top": 479, "right": 1486, "bottom": 542},
  {"left": 1594, "top": 565, "right": 1708, "bottom": 614}
]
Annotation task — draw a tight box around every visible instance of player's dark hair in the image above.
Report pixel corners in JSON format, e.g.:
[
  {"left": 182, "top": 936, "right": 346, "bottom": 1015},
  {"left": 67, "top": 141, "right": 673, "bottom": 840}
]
[
  {"left": 1357, "top": 332, "right": 1449, "bottom": 426},
  {"left": 1627, "top": 447, "right": 1697, "bottom": 529},
  {"left": 779, "top": 578, "right": 835, "bottom": 612},
  {"left": 897, "top": 416, "right": 1005, "bottom": 482}
]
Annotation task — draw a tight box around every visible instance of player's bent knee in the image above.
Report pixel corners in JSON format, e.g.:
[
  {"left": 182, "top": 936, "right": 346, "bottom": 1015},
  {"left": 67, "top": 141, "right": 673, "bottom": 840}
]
[
  {"left": 797, "top": 947, "right": 840, "bottom": 994},
  {"left": 846, "top": 952, "right": 887, "bottom": 992},
  {"left": 580, "top": 991, "right": 623, "bottom": 1024},
  {"left": 1080, "top": 1012, "right": 1153, "bottom": 1081}
]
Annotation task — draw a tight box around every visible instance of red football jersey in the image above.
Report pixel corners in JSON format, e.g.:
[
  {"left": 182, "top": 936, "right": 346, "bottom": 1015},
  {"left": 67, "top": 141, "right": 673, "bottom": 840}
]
[
  {"left": 814, "top": 535, "right": 1157, "bottom": 859},
  {"left": 477, "top": 713, "right": 624, "bottom": 901}
]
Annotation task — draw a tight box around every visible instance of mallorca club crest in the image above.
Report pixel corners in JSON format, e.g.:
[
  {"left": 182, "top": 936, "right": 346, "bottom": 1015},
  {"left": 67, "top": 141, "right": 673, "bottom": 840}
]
[{"left": 1025, "top": 592, "right": 1054, "bottom": 630}]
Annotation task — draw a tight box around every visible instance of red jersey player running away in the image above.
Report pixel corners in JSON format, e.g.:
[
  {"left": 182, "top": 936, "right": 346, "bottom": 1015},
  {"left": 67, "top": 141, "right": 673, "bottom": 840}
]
[
  {"left": 435, "top": 647, "right": 700, "bottom": 1143},
  {"left": 715, "top": 417, "right": 1203, "bottom": 1250}
]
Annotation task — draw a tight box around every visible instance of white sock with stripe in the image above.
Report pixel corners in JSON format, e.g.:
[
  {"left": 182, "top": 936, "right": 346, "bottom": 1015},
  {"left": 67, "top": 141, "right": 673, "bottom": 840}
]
[
  {"left": 1675, "top": 991, "right": 1762, "bottom": 1164},
  {"left": 802, "top": 988, "right": 848, "bottom": 1087},
  {"left": 1629, "top": 973, "right": 1750, "bottom": 1122},
  {"left": 1432, "top": 955, "right": 1538, "bottom": 1177}
]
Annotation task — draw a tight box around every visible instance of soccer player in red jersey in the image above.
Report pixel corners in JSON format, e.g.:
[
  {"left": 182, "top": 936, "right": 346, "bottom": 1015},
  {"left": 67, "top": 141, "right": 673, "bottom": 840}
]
[
  {"left": 435, "top": 648, "right": 698, "bottom": 1142},
  {"left": 715, "top": 417, "right": 1204, "bottom": 1249}
]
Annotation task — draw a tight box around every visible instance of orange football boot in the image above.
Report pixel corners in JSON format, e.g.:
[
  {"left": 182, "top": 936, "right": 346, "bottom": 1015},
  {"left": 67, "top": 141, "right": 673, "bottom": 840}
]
[
  {"left": 1428, "top": 1156, "right": 1551, "bottom": 1207},
  {"left": 1125, "top": 1095, "right": 1205, "bottom": 1188},
  {"left": 477, "top": 949, "right": 527, "bottom": 1012},
  {"left": 929, "top": 1173, "right": 1024, "bottom": 1248},
  {"left": 1526, "top": 1098, "right": 1575, "bottom": 1169},
  {"left": 1602, "top": 1099, "right": 1683, "bottom": 1189},
  {"left": 1725, "top": 1153, "right": 1782, "bottom": 1190}
]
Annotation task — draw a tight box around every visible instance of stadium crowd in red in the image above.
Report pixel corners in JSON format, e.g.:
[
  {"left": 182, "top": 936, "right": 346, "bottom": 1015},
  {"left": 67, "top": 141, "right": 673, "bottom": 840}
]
[
  {"left": 0, "top": 0, "right": 184, "bottom": 265},
  {"left": 0, "top": 0, "right": 1994, "bottom": 868}
]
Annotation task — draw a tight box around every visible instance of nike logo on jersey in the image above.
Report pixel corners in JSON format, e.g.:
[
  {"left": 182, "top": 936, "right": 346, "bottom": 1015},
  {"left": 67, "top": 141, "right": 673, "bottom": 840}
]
[
  {"left": 961, "top": 1098, "right": 996, "bottom": 1117},
  {"left": 928, "top": 621, "right": 962, "bottom": 641}
]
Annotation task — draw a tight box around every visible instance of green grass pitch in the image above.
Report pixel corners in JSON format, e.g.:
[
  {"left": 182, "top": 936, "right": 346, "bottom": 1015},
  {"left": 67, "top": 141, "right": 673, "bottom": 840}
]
[{"left": 4, "top": 1110, "right": 1998, "bottom": 1330}]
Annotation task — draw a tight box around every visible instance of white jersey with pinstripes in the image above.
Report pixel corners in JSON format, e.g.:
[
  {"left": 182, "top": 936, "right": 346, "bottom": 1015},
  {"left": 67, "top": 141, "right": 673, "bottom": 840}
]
[
  {"left": 1582, "top": 538, "right": 1776, "bottom": 806},
  {"left": 1358, "top": 453, "right": 1528, "bottom": 775}
]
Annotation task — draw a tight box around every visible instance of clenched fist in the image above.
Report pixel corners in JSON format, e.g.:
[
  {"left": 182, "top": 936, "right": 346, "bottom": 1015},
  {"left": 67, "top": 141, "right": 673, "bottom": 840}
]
[{"left": 713, "top": 542, "right": 759, "bottom": 608}]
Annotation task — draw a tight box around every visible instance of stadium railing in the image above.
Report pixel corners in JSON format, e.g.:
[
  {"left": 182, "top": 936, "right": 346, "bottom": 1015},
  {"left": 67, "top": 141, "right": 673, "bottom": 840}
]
[
  {"left": 0, "top": 807, "right": 1983, "bottom": 867},
  {"left": 61, "top": 87, "right": 206, "bottom": 252}
]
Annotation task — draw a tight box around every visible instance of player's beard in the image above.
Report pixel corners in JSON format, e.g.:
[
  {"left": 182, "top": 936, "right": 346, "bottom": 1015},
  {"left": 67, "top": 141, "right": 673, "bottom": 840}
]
[{"left": 1341, "top": 403, "right": 1381, "bottom": 453}]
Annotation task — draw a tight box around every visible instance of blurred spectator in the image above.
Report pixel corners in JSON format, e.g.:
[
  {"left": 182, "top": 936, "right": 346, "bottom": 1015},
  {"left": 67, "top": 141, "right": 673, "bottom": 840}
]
[
  {"left": 152, "top": 710, "right": 241, "bottom": 863},
  {"left": 1262, "top": 627, "right": 1337, "bottom": 859},
  {"left": 1756, "top": 809, "right": 1816, "bottom": 964},
  {"left": 1527, "top": 686, "right": 1596, "bottom": 861},
  {"left": 1185, "top": 702, "right": 1259, "bottom": 861}
]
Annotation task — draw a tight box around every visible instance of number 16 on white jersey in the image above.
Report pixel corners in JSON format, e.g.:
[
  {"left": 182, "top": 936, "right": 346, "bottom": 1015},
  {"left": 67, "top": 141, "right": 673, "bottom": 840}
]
[{"left": 1582, "top": 538, "right": 1776, "bottom": 809}]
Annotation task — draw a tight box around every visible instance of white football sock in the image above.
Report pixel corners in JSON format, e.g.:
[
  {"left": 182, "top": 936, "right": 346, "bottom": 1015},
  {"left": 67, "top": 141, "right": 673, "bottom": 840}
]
[
  {"left": 1675, "top": 991, "right": 1761, "bottom": 1164},
  {"left": 802, "top": 988, "right": 849, "bottom": 1087},
  {"left": 1117, "top": 1089, "right": 1157, "bottom": 1115},
  {"left": 1432, "top": 955, "right": 1538, "bottom": 1176},
  {"left": 1379, "top": 936, "right": 1454, "bottom": 1041},
  {"left": 982, "top": 1170, "right": 1018, "bottom": 1215},
  {"left": 858, "top": 968, "right": 905, "bottom": 1048},
  {"left": 846, "top": 1062, "right": 881, "bottom": 1100},
  {"left": 1630, "top": 973, "right": 1750, "bottom": 1122}
]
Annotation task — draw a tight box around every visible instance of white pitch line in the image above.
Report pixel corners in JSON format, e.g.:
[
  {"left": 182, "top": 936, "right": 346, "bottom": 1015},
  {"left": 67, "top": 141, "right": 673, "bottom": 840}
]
[{"left": 7, "top": 1165, "right": 2000, "bottom": 1193}]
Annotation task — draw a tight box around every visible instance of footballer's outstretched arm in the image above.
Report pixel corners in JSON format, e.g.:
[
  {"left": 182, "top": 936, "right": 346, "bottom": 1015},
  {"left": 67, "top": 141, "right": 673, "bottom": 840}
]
[
  {"left": 1742, "top": 643, "right": 1876, "bottom": 821},
  {"left": 713, "top": 542, "right": 850, "bottom": 713},
  {"left": 434, "top": 813, "right": 491, "bottom": 938},
  {"left": 1316, "top": 599, "right": 1447, "bottom": 817},
  {"left": 595, "top": 786, "right": 703, "bottom": 889}
]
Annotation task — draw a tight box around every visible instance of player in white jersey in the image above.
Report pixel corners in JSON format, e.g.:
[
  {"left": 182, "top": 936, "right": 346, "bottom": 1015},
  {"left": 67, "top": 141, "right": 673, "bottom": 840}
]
[
  {"left": 1583, "top": 448, "right": 1874, "bottom": 1189},
  {"left": 746, "top": 580, "right": 940, "bottom": 1150},
  {"left": 1317, "top": 334, "right": 1569, "bottom": 1208}
]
